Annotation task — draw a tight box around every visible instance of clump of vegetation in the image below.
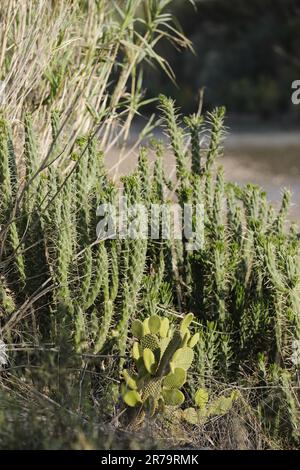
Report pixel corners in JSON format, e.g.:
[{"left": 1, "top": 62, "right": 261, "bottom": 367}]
[
  {"left": 0, "top": 0, "right": 190, "bottom": 153},
  {"left": 182, "top": 388, "right": 239, "bottom": 426},
  {"left": 1, "top": 92, "right": 299, "bottom": 449}
]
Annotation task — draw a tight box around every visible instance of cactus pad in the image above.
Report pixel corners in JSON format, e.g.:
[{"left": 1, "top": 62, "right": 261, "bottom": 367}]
[
  {"left": 162, "top": 388, "right": 185, "bottom": 406},
  {"left": 163, "top": 367, "right": 186, "bottom": 389},
  {"left": 189, "top": 332, "right": 199, "bottom": 348},
  {"left": 157, "top": 331, "right": 182, "bottom": 376},
  {"left": 143, "top": 378, "right": 162, "bottom": 401},
  {"left": 148, "top": 315, "right": 161, "bottom": 334},
  {"left": 140, "top": 334, "right": 159, "bottom": 352},
  {"left": 171, "top": 347, "right": 194, "bottom": 370},
  {"left": 132, "top": 341, "right": 141, "bottom": 360},
  {"left": 143, "top": 348, "right": 156, "bottom": 374},
  {"left": 160, "top": 337, "right": 171, "bottom": 356},
  {"left": 207, "top": 395, "right": 235, "bottom": 416},
  {"left": 159, "top": 317, "right": 170, "bottom": 338},
  {"left": 142, "top": 318, "right": 150, "bottom": 335},
  {"left": 181, "top": 330, "right": 191, "bottom": 347},
  {"left": 180, "top": 312, "right": 194, "bottom": 335},
  {"left": 123, "top": 390, "right": 142, "bottom": 407}
]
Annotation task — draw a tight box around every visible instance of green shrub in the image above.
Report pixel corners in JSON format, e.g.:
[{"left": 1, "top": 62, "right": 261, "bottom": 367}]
[{"left": 0, "top": 94, "right": 299, "bottom": 448}]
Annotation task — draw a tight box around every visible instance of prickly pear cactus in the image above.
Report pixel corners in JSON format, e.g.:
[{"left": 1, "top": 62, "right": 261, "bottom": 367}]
[
  {"left": 182, "top": 388, "right": 240, "bottom": 425},
  {"left": 121, "top": 313, "right": 198, "bottom": 421}
]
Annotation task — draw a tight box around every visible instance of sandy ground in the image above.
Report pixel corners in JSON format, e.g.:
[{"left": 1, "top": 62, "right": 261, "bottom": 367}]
[
  {"left": 105, "top": 127, "right": 300, "bottom": 221},
  {"left": 224, "top": 131, "right": 300, "bottom": 220}
]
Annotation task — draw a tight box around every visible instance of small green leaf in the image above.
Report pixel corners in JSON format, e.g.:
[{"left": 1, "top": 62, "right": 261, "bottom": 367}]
[
  {"left": 230, "top": 390, "right": 240, "bottom": 401},
  {"left": 123, "top": 390, "right": 142, "bottom": 407},
  {"left": 194, "top": 388, "right": 209, "bottom": 410},
  {"left": 149, "top": 315, "right": 161, "bottom": 334},
  {"left": 162, "top": 388, "right": 185, "bottom": 406}
]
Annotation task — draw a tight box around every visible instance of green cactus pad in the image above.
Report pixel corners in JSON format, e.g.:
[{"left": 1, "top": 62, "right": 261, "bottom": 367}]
[
  {"left": 140, "top": 334, "right": 159, "bottom": 352},
  {"left": 162, "top": 388, "right": 185, "bottom": 406},
  {"left": 180, "top": 313, "right": 194, "bottom": 335},
  {"left": 160, "top": 337, "right": 171, "bottom": 356},
  {"left": 132, "top": 341, "right": 141, "bottom": 360},
  {"left": 189, "top": 332, "right": 200, "bottom": 348},
  {"left": 171, "top": 347, "right": 194, "bottom": 370},
  {"left": 159, "top": 317, "right": 170, "bottom": 338},
  {"left": 148, "top": 315, "right": 161, "bottom": 334},
  {"left": 123, "top": 390, "right": 142, "bottom": 407},
  {"left": 143, "top": 378, "right": 162, "bottom": 401},
  {"left": 143, "top": 348, "right": 156, "bottom": 374},
  {"left": 163, "top": 367, "right": 186, "bottom": 389},
  {"left": 131, "top": 319, "right": 144, "bottom": 339},
  {"left": 122, "top": 369, "right": 138, "bottom": 390},
  {"left": 143, "top": 318, "right": 150, "bottom": 335},
  {"left": 194, "top": 388, "right": 209, "bottom": 410},
  {"left": 181, "top": 330, "right": 191, "bottom": 347}
]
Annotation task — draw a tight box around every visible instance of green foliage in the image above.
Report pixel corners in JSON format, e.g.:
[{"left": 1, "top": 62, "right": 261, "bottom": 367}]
[
  {"left": 121, "top": 314, "right": 198, "bottom": 419},
  {"left": 1, "top": 92, "right": 300, "bottom": 447},
  {"left": 194, "top": 388, "right": 209, "bottom": 409},
  {"left": 182, "top": 388, "right": 239, "bottom": 425}
]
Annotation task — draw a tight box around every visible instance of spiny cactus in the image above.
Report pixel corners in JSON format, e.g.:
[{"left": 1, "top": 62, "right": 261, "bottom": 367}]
[
  {"left": 0, "top": 119, "right": 26, "bottom": 286},
  {"left": 158, "top": 95, "right": 188, "bottom": 186},
  {"left": 184, "top": 114, "right": 204, "bottom": 176},
  {"left": 121, "top": 313, "right": 198, "bottom": 419},
  {"left": 182, "top": 387, "right": 239, "bottom": 425}
]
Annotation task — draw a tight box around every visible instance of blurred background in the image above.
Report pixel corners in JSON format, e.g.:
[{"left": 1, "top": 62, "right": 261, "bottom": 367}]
[
  {"left": 145, "top": 0, "right": 300, "bottom": 119},
  {"left": 142, "top": 0, "right": 300, "bottom": 218}
]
